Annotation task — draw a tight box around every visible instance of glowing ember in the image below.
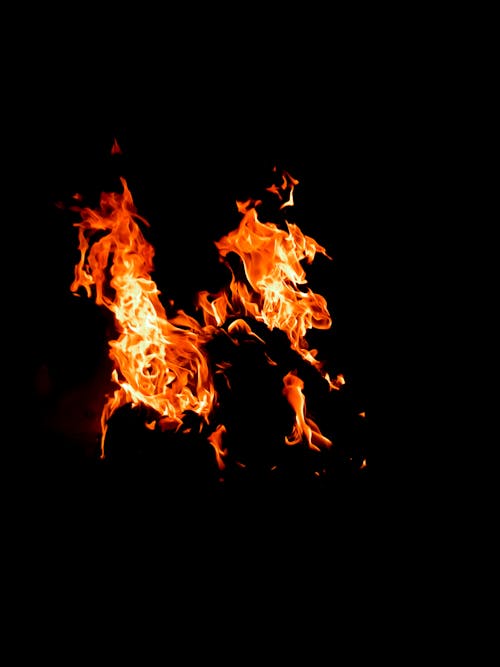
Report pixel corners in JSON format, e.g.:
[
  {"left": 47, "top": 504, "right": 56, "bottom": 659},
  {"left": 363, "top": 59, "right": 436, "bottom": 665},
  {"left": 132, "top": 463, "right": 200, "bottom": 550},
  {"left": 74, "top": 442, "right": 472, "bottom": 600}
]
[{"left": 68, "top": 153, "right": 351, "bottom": 474}]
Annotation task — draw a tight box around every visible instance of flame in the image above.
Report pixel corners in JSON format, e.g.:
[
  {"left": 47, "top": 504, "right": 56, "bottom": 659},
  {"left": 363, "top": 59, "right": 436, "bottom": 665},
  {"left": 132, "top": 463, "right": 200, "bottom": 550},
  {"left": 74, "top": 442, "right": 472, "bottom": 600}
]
[
  {"left": 70, "top": 176, "right": 219, "bottom": 459},
  {"left": 197, "top": 170, "right": 335, "bottom": 383},
  {"left": 69, "top": 160, "right": 347, "bottom": 470},
  {"left": 196, "top": 169, "right": 341, "bottom": 450},
  {"left": 282, "top": 371, "right": 332, "bottom": 451}
]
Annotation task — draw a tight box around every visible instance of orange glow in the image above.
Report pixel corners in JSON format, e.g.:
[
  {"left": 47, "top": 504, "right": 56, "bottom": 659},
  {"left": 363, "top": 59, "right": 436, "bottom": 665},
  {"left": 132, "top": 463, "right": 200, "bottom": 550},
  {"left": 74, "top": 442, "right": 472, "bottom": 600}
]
[{"left": 206, "top": 424, "right": 227, "bottom": 470}]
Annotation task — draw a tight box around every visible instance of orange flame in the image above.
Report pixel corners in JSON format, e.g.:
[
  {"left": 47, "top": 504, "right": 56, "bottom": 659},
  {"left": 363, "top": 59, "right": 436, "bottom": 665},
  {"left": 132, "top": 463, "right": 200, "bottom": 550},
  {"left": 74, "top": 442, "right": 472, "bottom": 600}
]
[
  {"left": 282, "top": 371, "right": 332, "bottom": 450},
  {"left": 70, "top": 177, "right": 219, "bottom": 459},
  {"left": 197, "top": 170, "right": 340, "bottom": 392},
  {"left": 69, "top": 161, "right": 344, "bottom": 468},
  {"left": 196, "top": 169, "right": 341, "bottom": 449}
]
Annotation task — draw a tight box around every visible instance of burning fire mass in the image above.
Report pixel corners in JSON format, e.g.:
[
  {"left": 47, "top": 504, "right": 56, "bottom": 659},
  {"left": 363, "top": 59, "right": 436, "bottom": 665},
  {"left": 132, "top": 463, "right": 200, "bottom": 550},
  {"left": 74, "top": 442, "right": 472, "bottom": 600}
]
[{"left": 25, "top": 140, "right": 373, "bottom": 507}]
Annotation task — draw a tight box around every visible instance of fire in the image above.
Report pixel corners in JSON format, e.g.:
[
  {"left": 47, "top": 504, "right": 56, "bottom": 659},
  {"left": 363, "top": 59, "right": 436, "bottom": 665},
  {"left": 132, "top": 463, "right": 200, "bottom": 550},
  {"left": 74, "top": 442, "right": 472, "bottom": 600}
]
[
  {"left": 70, "top": 177, "right": 219, "bottom": 459},
  {"left": 68, "top": 155, "right": 352, "bottom": 473},
  {"left": 282, "top": 371, "right": 333, "bottom": 451},
  {"left": 197, "top": 169, "right": 343, "bottom": 390}
]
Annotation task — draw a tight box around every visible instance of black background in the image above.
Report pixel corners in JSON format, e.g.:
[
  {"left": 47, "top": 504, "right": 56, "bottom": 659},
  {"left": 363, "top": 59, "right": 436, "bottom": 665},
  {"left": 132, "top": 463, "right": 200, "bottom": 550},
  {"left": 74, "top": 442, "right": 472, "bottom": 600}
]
[
  {"left": 5, "top": 13, "right": 429, "bottom": 535},
  {"left": 1, "top": 11, "right": 480, "bottom": 653}
]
